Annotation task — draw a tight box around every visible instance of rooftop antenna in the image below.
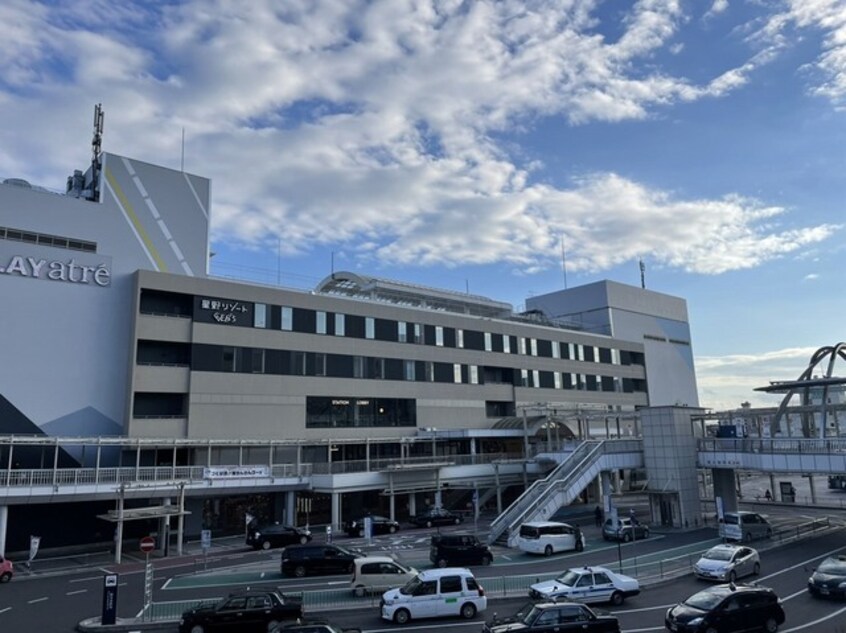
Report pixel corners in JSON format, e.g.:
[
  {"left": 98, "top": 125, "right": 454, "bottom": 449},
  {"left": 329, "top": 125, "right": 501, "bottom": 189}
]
[
  {"left": 560, "top": 236, "right": 568, "bottom": 289},
  {"left": 331, "top": 251, "right": 335, "bottom": 279},
  {"left": 90, "top": 103, "right": 104, "bottom": 201},
  {"left": 639, "top": 259, "right": 646, "bottom": 289},
  {"left": 181, "top": 127, "right": 185, "bottom": 172}
]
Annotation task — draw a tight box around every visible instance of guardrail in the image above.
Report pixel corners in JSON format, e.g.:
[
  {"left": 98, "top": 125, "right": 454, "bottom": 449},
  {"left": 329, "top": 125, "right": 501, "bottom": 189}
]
[{"left": 698, "top": 438, "right": 846, "bottom": 454}]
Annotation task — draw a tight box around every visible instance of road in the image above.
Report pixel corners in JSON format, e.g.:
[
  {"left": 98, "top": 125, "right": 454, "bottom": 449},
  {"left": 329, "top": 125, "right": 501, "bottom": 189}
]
[{"left": 0, "top": 509, "right": 844, "bottom": 631}]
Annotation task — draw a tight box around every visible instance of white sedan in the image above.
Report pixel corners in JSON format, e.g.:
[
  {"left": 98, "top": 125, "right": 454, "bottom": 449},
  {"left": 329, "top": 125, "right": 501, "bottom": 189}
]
[
  {"left": 528, "top": 566, "right": 640, "bottom": 606},
  {"left": 693, "top": 544, "right": 760, "bottom": 582}
]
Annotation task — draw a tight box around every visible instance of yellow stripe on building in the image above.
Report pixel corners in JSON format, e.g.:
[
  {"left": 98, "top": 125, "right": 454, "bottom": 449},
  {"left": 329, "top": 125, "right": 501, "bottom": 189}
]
[{"left": 105, "top": 167, "right": 169, "bottom": 272}]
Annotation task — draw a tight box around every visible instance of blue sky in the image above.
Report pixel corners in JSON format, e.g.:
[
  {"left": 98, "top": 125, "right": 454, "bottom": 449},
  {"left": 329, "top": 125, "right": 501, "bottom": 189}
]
[{"left": 1, "top": 0, "right": 844, "bottom": 410}]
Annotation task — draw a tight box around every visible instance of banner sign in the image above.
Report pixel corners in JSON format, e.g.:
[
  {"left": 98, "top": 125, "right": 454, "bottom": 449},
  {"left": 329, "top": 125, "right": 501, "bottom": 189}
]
[
  {"left": 203, "top": 465, "right": 270, "bottom": 480},
  {"left": 28, "top": 535, "right": 40, "bottom": 563}
]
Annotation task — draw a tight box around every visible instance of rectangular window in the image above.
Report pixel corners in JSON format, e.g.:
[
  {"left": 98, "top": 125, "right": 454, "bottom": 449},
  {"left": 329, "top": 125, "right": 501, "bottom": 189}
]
[
  {"left": 503, "top": 335, "right": 511, "bottom": 354},
  {"left": 436, "top": 326, "right": 444, "bottom": 347},
  {"left": 533, "top": 370, "right": 540, "bottom": 387},
  {"left": 404, "top": 360, "right": 416, "bottom": 381},
  {"left": 398, "top": 321, "right": 407, "bottom": 343},
  {"left": 353, "top": 356, "right": 365, "bottom": 378},
  {"left": 530, "top": 338, "right": 538, "bottom": 356},
  {"left": 223, "top": 347, "right": 236, "bottom": 372},
  {"left": 281, "top": 307, "right": 293, "bottom": 331},
  {"left": 314, "top": 353, "right": 327, "bottom": 377},
  {"left": 254, "top": 303, "right": 267, "bottom": 328},
  {"left": 453, "top": 363, "right": 462, "bottom": 383},
  {"left": 554, "top": 372, "right": 562, "bottom": 389},
  {"left": 365, "top": 317, "right": 375, "bottom": 339},
  {"left": 335, "top": 313, "right": 345, "bottom": 337},
  {"left": 469, "top": 365, "right": 479, "bottom": 384},
  {"left": 576, "top": 344, "right": 584, "bottom": 361},
  {"left": 425, "top": 361, "right": 434, "bottom": 382},
  {"left": 519, "top": 337, "right": 527, "bottom": 354},
  {"left": 316, "top": 311, "right": 327, "bottom": 334},
  {"left": 484, "top": 332, "right": 492, "bottom": 352},
  {"left": 521, "top": 369, "right": 529, "bottom": 387},
  {"left": 413, "top": 323, "right": 422, "bottom": 343},
  {"left": 552, "top": 341, "right": 560, "bottom": 359},
  {"left": 251, "top": 349, "right": 264, "bottom": 373}
]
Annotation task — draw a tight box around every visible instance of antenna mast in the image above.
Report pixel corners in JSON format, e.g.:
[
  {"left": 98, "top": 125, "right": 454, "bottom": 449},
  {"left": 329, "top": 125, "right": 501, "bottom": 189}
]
[
  {"left": 561, "top": 236, "right": 568, "bottom": 289},
  {"left": 639, "top": 259, "right": 646, "bottom": 289},
  {"left": 90, "top": 104, "right": 105, "bottom": 201}
]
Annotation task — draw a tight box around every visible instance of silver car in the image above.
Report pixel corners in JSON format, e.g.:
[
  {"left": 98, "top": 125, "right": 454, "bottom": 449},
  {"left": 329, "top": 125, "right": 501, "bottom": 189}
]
[{"left": 693, "top": 544, "right": 760, "bottom": 582}]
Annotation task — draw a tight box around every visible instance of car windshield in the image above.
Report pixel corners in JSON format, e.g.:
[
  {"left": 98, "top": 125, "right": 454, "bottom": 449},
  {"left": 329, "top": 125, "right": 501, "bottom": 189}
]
[
  {"left": 684, "top": 589, "right": 728, "bottom": 611},
  {"left": 334, "top": 546, "right": 356, "bottom": 556},
  {"left": 818, "top": 558, "right": 846, "bottom": 575},
  {"left": 723, "top": 515, "right": 739, "bottom": 525},
  {"left": 520, "top": 526, "right": 540, "bottom": 538},
  {"left": 400, "top": 576, "right": 422, "bottom": 595},
  {"left": 703, "top": 548, "right": 733, "bottom": 561},
  {"left": 553, "top": 570, "right": 580, "bottom": 586},
  {"left": 521, "top": 605, "right": 544, "bottom": 625},
  {"left": 395, "top": 561, "right": 413, "bottom": 573}
]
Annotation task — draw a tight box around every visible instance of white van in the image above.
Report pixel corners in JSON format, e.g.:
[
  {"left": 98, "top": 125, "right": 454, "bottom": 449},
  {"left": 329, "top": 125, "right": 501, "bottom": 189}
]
[
  {"left": 351, "top": 556, "right": 418, "bottom": 597},
  {"left": 380, "top": 567, "right": 487, "bottom": 624},
  {"left": 719, "top": 511, "right": 773, "bottom": 542},
  {"left": 516, "top": 521, "right": 585, "bottom": 556}
]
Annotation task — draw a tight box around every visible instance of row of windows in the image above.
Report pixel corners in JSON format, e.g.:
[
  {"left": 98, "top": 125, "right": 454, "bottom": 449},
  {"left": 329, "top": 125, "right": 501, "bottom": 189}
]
[
  {"left": 306, "top": 396, "right": 416, "bottom": 428},
  {"left": 252, "top": 303, "right": 642, "bottom": 366},
  {"left": 0, "top": 225, "right": 97, "bottom": 253},
  {"left": 186, "top": 343, "right": 647, "bottom": 393}
]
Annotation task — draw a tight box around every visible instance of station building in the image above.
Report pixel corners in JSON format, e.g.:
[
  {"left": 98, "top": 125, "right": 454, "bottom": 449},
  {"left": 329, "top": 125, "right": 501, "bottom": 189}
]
[{"left": 0, "top": 138, "right": 699, "bottom": 554}]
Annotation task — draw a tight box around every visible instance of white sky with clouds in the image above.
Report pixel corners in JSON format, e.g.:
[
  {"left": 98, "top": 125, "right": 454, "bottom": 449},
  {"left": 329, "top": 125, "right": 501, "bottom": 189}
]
[{"left": 1, "top": 0, "right": 844, "bottom": 410}]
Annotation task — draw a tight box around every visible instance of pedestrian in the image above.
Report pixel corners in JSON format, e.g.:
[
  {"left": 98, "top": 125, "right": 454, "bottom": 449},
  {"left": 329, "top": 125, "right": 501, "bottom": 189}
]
[
  {"left": 764, "top": 489, "right": 772, "bottom": 501},
  {"left": 594, "top": 505, "right": 603, "bottom": 527},
  {"left": 629, "top": 508, "right": 637, "bottom": 524}
]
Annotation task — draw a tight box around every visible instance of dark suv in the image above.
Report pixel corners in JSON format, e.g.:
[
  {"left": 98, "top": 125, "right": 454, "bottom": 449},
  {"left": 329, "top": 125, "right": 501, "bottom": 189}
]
[
  {"left": 179, "top": 589, "right": 302, "bottom": 633},
  {"left": 247, "top": 523, "right": 312, "bottom": 550},
  {"left": 665, "top": 584, "right": 785, "bottom": 633},
  {"left": 280, "top": 544, "right": 362, "bottom": 578},
  {"left": 430, "top": 534, "right": 492, "bottom": 567}
]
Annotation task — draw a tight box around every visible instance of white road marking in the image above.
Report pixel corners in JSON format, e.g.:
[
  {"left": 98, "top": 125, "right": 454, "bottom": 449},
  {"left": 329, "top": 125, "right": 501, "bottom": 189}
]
[
  {"left": 71, "top": 576, "right": 103, "bottom": 583},
  {"left": 782, "top": 604, "right": 846, "bottom": 632},
  {"left": 66, "top": 589, "right": 88, "bottom": 596},
  {"left": 28, "top": 597, "right": 48, "bottom": 604},
  {"left": 0, "top": 607, "right": 11, "bottom": 614}
]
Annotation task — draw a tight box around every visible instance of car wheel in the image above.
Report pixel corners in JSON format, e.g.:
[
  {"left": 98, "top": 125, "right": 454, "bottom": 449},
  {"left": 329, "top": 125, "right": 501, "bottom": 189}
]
[
  {"left": 437, "top": 558, "right": 448, "bottom": 568},
  {"left": 454, "top": 517, "right": 461, "bottom": 525},
  {"left": 389, "top": 525, "right": 397, "bottom": 533},
  {"left": 575, "top": 540, "right": 584, "bottom": 552},
  {"left": 753, "top": 562, "right": 761, "bottom": 575},
  {"left": 602, "top": 534, "right": 610, "bottom": 541},
  {"left": 766, "top": 528, "right": 773, "bottom": 539},
  {"left": 299, "top": 535, "right": 308, "bottom": 545},
  {"left": 394, "top": 608, "right": 411, "bottom": 625},
  {"left": 764, "top": 617, "right": 779, "bottom": 633},
  {"left": 294, "top": 565, "right": 306, "bottom": 578},
  {"left": 267, "top": 620, "right": 280, "bottom": 632},
  {"left": 0, "top": 572, "right": 10, "bottom": 584},
  {"left": 544, "top": 545, "right": 554, "bottom": 557},
  {"left": 482, "top": 555, "right": 492, "bottom": 566},
  {"left": 744, "top": 532, "right": 753, "bottom": 543},
  {"left": 460, "top": 602, "right": 477, "bottom": 619},
  {"left": 622, "top": 532, "right": 632, "bottom": 543},
  {"left": 426, "top": 520, "right": 433, "bottom": 528},
  {"left": 642, "top": 528, "right": 650, "bottom": 539},
  {"left": 354, "top": 585, "right": 366, "bottom": 597},
  {"left": 610, "top": 591, "right": 624, "bottom": 606},
  {"left": 261, "top": 540, "right": 272, "bottom": 550},
  {"left": 728, "top": 570, "right": 737, "bottom": 583},
  {"left": 190, "top": 625, "right": 205, "bottom": 633}
]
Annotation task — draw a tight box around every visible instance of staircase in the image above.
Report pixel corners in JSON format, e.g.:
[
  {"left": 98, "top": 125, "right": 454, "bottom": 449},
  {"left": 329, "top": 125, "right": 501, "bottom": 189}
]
[{"left": 488, "top": 441, "right": 605, "bottom": 545}]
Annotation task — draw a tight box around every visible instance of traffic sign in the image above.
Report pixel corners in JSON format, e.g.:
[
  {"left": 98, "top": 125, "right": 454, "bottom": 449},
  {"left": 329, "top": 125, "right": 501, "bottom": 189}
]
[
  {"left": 201, "top": 529, "right": 212, "bottom": 551},
  {"left": 139, "top": 536, "right": 156, "bottom": 553}
]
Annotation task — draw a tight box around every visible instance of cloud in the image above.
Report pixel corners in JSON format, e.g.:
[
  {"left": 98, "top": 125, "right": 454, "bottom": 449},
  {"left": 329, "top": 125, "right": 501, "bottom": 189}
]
[
  {"left": 704, "top": 0, "right": 729, "bottom": 21},
  {"left": 696, "top": 346, "right": 820, "bottom": 409},
  {"left": 759, "top": 0, "right": 846, "bottom": 108},
  {"left": 803, "top": 273, "right": 820, "bottom": 281},
  {"left": 0, "top": 0, "right": 839, "bottom": 276}
]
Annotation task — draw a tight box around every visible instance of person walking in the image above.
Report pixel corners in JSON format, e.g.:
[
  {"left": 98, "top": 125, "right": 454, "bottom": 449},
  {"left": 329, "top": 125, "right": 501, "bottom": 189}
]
[{"left": 594, "top": 505, "right": 603, "bottom": 527}]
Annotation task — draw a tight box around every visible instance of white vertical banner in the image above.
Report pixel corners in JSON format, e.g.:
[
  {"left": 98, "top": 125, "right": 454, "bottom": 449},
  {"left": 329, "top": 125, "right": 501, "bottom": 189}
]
[
  {"left": 715, "top": 496, "right": 724, "bottom": 521},
  {"left": 28, "top": 535, "right": 41, "bottom": 563}
]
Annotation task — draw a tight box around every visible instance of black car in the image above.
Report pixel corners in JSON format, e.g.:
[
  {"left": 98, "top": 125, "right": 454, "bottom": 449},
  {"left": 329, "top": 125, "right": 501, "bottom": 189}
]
[
  {"left": 808, "top": 554, "right": 846, "bottom": 599},
  {"left": 430, "top": 534, "right": 493, "bottom": 567},
  {"left": 274, "top": 619, "right": 362, "bottom": 633},
  {"left": 179, "top": 590, "right": 302, "bottom": 633},
  {"left": 484, "top": 601, "right": 620, "bottom": 633},
  {"left": 410, "top": 507, "right": 464, "bottom": 528},
  {"left": 343, "top": 515, "right": 400, "bottom": 537},
  {"left": 665, "top": 584, "right": 785, "bottom": 633},
  {"left": 247, "top": 523, "right": 312, "bottom": 550},
  {"left": 280, "top": 544, "right": 362, "bottom": 578}
]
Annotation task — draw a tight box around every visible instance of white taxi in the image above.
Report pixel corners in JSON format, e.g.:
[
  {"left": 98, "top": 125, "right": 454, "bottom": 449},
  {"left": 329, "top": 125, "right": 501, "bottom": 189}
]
[
  {"left": 380, "top": 567, "right": 486, "bottom": 625},
  {"left": 528, "top": 565, "right": 640, "bottom": 606}
]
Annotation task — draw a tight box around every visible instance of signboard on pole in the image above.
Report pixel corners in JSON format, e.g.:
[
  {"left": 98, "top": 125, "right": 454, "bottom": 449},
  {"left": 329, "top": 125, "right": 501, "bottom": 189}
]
[
  {"left": 364, "top": 516, "right": 373, "bottom": 541},
  {"left": 715, "top": 496, "right": 725, "bottom": 521},
  {"left": 139, "top": 536, "right": 156, "bottom": 554},
  {"left": 201, "top": 529, "right": 212, "bottom": 552},
  {"left": 101, "top": 573, "right": 118, "bottom": 626},
  {"left": 28, "top": 535, "right": 40, "bottom": 565}
]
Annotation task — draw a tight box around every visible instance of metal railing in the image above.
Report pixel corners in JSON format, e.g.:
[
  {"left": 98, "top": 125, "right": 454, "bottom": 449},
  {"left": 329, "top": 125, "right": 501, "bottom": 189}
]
[
  {"left": 311, "top": 452, "right": 522, "bottom": 475},
  {"left": 698, "top": 438, "right": 846, "bottom": 454}
]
